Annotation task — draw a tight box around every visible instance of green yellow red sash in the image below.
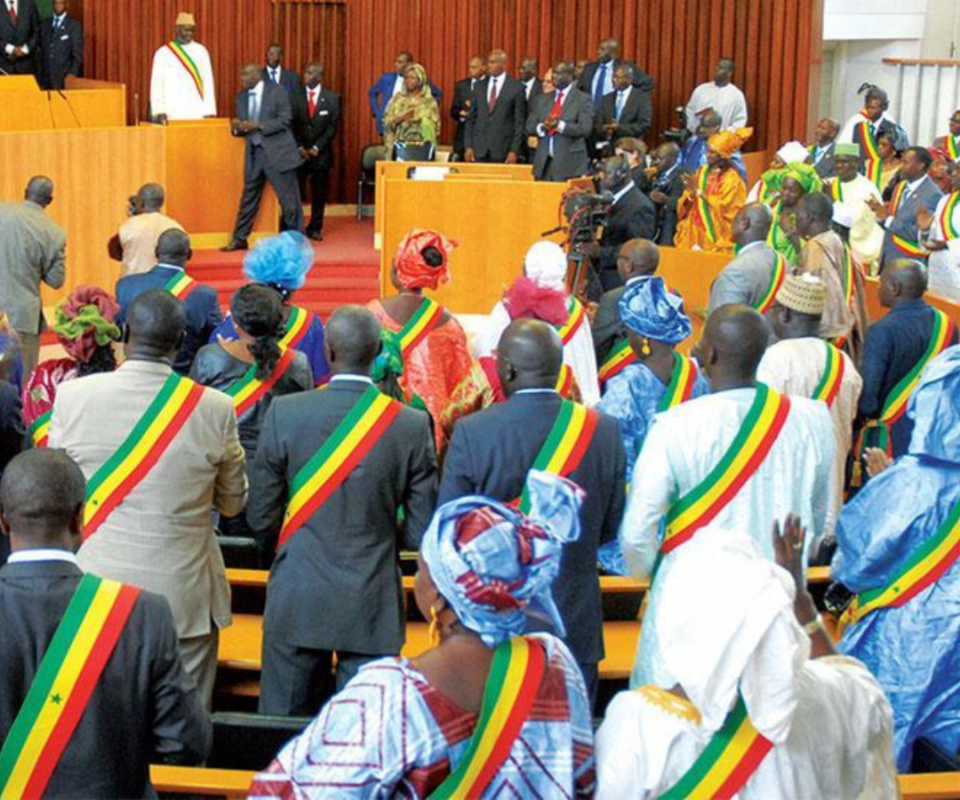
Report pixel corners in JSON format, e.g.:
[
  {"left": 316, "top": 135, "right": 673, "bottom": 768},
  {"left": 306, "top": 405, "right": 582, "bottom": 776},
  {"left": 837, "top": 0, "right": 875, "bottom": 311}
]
[
  {"left": 694, "top": 166, "right": 718, "bottom": 244},
  {"left": 657, "top": 352, "right": 697, "bottom": 413},
  {"left": 279, "top": 306, "right": 313, "bottom": 350},
  {"left": 555, "top": 298, "right": 586, "bottom": 345},
  {"left": 0, "top": 575, "right": 140, "bottom": 799},
  {"left": 163, "top": 271, "right": 198, "bottom": 300},
  {"left": 29, "top": 410, "right": 52, "bottom": 448},
  {"left": 659, "top": 694, "right": 774, "bottom": 799},
  {"left": 754, "top": 252, "right": 786, "bottom": 314},
  {"left": 598, "top": 339, "right": 637, "bottom": 387},
  {"left": 83, "top": 374, "right": 205, "bottom": 540},
  {"left": 940, "top": 192, "right": 960, "bottom": 242},
  {"left": 166, "top": 40, "right": 204, "bottom": 99},
  {"left": 662, "top": 385, "right": 791, "bottom": 554},
  {"left": 812, "top": 342, "right": 845, "bottom": 408},
  {"left": 279, "top": 385, "right": 402, "bottom": 547},
  {"left": 840, "top": 243, "right": 855, "bottom": 310},
  {"left": 430, "top": 636, "right": 546, "bottom": 799},
  {"left": 829, "top": 178, "right": 844, "bottom": 203},
  {"left": 856, "top": 308, "right": 955, "bottom": 458},
  {"left": 890, "top": 234, "right": 926, "bottom": 258},
  {"left": 947, "top": 135, "right": 960, "bottom": 163},
  {"left": 840, "top": 496, "right": 960, "bottom": 633},
  {"left": 398, "top": 297, "right": 444, "bottom": 359},
  {"left": 554, "top": 363, "right": 574, "bottom": 397},
  {"left": 225, "top": 347, "right": 297, "bottom": 418},
  {"left": 857, "top": 115, "right": 882, "bottom": 188},
  {"left": 517, "top": 400, "right": 598, "bottom": 514},
  {"left": 863, "top": 158, "right": 882, "bottom": 189}
]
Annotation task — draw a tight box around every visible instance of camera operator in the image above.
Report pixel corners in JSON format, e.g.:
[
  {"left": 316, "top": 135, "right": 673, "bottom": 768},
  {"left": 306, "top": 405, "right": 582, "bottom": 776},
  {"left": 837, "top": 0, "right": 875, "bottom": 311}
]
[
  {"left": 107, "top": 183, "right": 185, "bottom": 277},
  {"left": 581, "top": 155, "right": 655, "bottom": 292}
]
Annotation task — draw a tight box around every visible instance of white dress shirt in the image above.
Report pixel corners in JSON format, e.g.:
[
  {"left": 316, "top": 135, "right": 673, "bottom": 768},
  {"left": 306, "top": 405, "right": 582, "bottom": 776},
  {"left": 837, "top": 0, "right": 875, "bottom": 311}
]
[
  {"left": 7, "top": 548, "right": 79, "bottom": 565},
  {"left": 5, "top": 0, "right": 29, "bottom": 56}
]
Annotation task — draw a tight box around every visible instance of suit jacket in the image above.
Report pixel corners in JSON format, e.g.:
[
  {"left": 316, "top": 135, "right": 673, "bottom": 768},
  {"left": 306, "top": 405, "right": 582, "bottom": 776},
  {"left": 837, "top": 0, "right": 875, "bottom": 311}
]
[
  {"left": 369, "top": 71, "right": 443, "bottom": 135},
  {"left": 578, "top": 59, "right": 656, "bottom": 97},
  {"left": 262, "top": 65, "right": 300, "bottom": 94},
  {"left": 526, "top": 87, "right": 595, "bottom": 180},
  {"left": 0, "top": 200, "right": 66, "bottom": 334},
  {"left": 597, "top": 186, "right": 657, "bottom": 274},
  {"left": 290, "top": 85, "right": 341, "bottom": 171},
  {"left": 115, "top": 265, "right": 223, "bottom": 375},
  {"left": 248, "top": 379, "right": 438, "bottom": 654},
  {"left": 39, "top": 14, "right": 82, "bottom": 89},
  {"left": 810, "top": 140, "right": 837, "bottom": 180},
  {"left": 646, "top": 164, "right": 685, "bottom": 245},
  {"left": 521, "top": 77, "right": 542, "bottom": 101},
  {"left": 450, "top": 76, "right": 483, "bottom": 156},
  {"left": 593, "top": 85, "right": 652, "bottom": 143},
  {"left": 880, "top": 175, "right": 943, "bottom": 268},
  {"left": 48, "top": 360, "right": 247, "bottom": 638},
  {"left": 438, "top": 392, "right": 626, "bottom": 665},
  {"left": 0, "top": 0, "right": 39, "bottom": 74},
  {"left": 592, "top": 286, "right": 629, "bottom": 366},
  {"left": 464, "top": 74, "right": 527, "bottom": 161},
  {"left": 234, "top": 84, "right": 303, "bottom": 175},
  {"left": 0, "top": 560, "right": 210, "bottom": 797},
  {"left": 708, "top": 242, "right": 778, "bottom": 312}
]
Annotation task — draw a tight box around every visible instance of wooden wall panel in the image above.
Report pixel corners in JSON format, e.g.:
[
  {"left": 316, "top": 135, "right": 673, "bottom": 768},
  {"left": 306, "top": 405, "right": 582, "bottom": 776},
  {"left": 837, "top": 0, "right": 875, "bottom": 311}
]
[{"left": 81, "top": 0, "right": 820, "bottom": 204}]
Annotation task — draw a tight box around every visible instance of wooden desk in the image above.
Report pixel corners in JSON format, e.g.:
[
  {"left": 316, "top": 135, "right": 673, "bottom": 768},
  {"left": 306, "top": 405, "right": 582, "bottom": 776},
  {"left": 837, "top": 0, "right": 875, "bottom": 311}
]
[{"left": 0, "top": 75, "right": 125, "bottom": 131}]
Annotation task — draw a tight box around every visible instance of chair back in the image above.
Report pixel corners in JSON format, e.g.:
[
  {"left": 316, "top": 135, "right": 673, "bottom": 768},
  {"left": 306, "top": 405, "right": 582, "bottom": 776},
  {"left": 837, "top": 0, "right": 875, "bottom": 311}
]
[{"left": 209, "top": 713, "right": 313, "bottom": 770}]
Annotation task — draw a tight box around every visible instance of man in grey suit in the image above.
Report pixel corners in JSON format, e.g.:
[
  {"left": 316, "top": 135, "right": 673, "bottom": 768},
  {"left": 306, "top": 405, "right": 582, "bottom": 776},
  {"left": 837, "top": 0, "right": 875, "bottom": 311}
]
[
  {"left": 708, "top": 203, "right": 777, "bottom": 313},
  {"left": 223, "top": 63, "right": 304, "bottom": 252},
  {"left": 249, "top": 306, "right": 438, "bottom": 715},
  {"left": 526, "top": 61, "right": 594, "bottom": 181},
  {"left": 0, "top": 449, "right": 210, "bottom": 796},
  {"left": 0, "top": 176, "right": 66, "bottom": 377},
  {"left": 49, "top": 290, "right": 248, "bottom": 709},
  {"left": 870, "top": 146, "right": 943, "bottom": 271}
]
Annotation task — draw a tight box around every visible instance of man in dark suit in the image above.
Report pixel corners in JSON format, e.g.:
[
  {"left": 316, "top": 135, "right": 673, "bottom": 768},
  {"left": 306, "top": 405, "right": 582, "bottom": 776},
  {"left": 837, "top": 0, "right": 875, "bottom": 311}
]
[
  {"left": 592, "top": 238, "right": 660, "bottom": 366},
  {"left": 224, "top": 63, "right": 304, "bottom": 251},
  {"left": 115, "top": 229, "right": 222, "bottom": 375},
  {"left": 646, "top": 142, "right": 685, "bottom": 245},
  {"left": 368, "top": 51, "right": 442, "bottom": 137},
  {"left": 450, "top": 54, "right": 485, "bottom": 161},
  {"left": 578, "top": 38, "right": 656, "bottom": 106},
  {"left": 0, "top": 0, "right": 39, "bottom": 76},
  {"left": 262, "top": 43, "right": 300, "bottom": 93},
  {"left": 526, "top": 61, "right": 594, "bottom": 181},
  {"left": 518, "top": 57, "right": 541, "bottom": 102},
  {"left": 249, "top": 306, "right": 438, "bottom": 715},
  {"left": 291, "top": 61, "right": 340, "bottom": 241},
  {"left": 464, "top": 49, "right": 526, "bottom": 164},
  {"left": 869, "top": 146, "right": 943, "bottom": 270},
  {"left": 0, "top": 449, "right": 210, "bottom": 796},
  {"left": 593, "top": 64, "right": 652, "bottom": 157},
  {"left": 810, "top": 117, "right": 840, "bottom": 180},
  {"left": 439, "top": 319, "right": 626, "bottom": 704},
  {"left": 38, "top": 0, "right": 81, "bottom": 90}
]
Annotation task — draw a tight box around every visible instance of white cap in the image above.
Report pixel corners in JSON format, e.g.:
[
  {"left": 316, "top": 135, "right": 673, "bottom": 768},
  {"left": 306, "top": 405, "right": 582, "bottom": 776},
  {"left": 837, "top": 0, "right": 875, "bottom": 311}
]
[
  {"left": 832, "top": 203, "right": 855, "bottom": 229},
  {"left": 524, "top": 241, "right": 568, "bottom": 290},
  {"left": 776, "top": 140, "right": 810, "bottom": 165}
]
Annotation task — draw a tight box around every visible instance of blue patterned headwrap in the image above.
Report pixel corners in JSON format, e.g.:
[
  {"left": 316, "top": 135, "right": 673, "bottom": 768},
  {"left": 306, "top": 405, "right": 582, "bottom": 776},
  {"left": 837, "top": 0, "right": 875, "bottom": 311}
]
[
  {"left": 420, "top": 471, "right": 584, "bottom": 648},
  {"left": 618, "top": 275, "right": 691, "bottom": 344},
  {"left": 243, "top": 232, "right": 315, "bottom": 295}
]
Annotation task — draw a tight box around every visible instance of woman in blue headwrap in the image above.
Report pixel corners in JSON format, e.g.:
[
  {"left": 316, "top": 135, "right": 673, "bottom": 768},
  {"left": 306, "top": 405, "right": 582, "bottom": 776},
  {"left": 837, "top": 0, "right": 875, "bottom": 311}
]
[
  {"left": 209, "top": 232, "right": 330, "bottom": 385},
  {"left": 249, "top": 472, "right": 596, "bottom": 798}
]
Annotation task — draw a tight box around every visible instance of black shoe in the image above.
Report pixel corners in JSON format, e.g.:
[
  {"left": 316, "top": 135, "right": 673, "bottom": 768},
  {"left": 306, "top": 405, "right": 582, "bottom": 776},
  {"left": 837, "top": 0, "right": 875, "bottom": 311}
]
[
  {"left": 221, "top": 239, "right": 248, "bottom": 252},
  {"left": 307, "top": 230, "right": 324, "bottom": 242}
]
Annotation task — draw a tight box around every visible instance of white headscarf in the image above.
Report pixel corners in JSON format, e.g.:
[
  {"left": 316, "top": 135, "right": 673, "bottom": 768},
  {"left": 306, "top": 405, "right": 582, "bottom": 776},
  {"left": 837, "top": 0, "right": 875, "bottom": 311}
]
[
  {"left": 650, "top": 527, "right": 808, "bottom": 745},
  {"left": 776, "top": 140, "right": 811, "bottom": 165},
  {"left": 524, "top": 241, "right": 568, "bottom": 291}
]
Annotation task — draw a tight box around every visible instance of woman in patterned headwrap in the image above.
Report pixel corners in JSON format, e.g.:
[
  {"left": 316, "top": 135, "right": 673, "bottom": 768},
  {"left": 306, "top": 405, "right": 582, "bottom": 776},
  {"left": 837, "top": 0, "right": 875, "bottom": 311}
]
[
  {"left": 368, "top": 229, "right": 490, "bottom": 456},
  {"left": 249, "top": 472, "right": 596, "bottom": 799},
  {"left": 674, "top": 128, "right": 752, "bottom": 253},
  {"left": 768, "top": 162, "right": 823, "bottom": 267},
  {"left": 383, "top": 63, "right": 441, "bottom": 158}
]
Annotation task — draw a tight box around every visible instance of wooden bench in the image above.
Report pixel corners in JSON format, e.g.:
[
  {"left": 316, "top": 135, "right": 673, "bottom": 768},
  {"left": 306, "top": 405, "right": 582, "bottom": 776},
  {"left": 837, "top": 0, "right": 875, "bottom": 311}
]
[{"left": 149, "top": 765, "right": 959, "bottom": 799}]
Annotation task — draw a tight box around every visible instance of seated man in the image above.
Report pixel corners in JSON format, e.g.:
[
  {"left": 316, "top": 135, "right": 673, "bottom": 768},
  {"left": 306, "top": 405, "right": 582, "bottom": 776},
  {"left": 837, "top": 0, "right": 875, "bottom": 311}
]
[
  {"left": 597, "top": 519, "right": 897, "bottom": 798},
  {"left": 0, "top": 449, "right": 210, "bottom": 797},
  {"left": 835, "top": 346, "right": 960, "bottom": 769},
  {"left": 707, "top": 203, "right": 777, "bottom": 313},
  {"left": 108, "top": 183, "right": 185, "bottom": 277}
]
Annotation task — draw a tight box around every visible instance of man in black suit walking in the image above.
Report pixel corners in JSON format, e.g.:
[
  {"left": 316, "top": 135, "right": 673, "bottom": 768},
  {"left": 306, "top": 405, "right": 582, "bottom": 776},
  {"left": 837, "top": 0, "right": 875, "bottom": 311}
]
[
  {"left": 0, "top": 0, "right": 39, "bottom": 76},
  {"left": 249, "top": 306, "right": 438, "bottom": 715},
  {"left": 0, "top": 449, "right": 210, "bottom": 797},
  {"left": 38, "top": 0, "right": 81, "bottom": 90},
  {"left": 291, "top": 62, "right": 340, "bottom": 242},
  {"left": 262, "top": 43, "right": 300, "bottom": 94},
  {"left": 578, "top": 38, "right": 656, "bottom": 106},
  {"left": 449, "top": 54, "right": 485, "bottom": 161},
  {"left": 439, "top": 319, "right": 626, "bottom": 704},
  {"left": 646, "top": 142, "right": 685, "bottom": 245},
  {"left": 592, "top": 63, "right": 652, "bottom": 157},
  {"left": 224, "top": 63, "right": 304, "bottom": 251},
  {"left": 464, "top": 49, "right": 526, "bottom": 164},
  {"left": 526, "top": 61, "right": 595, "bottom": 181}
]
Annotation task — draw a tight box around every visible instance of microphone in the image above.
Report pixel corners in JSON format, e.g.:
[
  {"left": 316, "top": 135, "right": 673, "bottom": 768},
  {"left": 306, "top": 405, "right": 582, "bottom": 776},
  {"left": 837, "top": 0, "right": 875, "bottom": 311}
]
[
  {"left": 57, "top": 88, "right": 82, "bottom": 128},
  {"left": 46, "top": 89, "right": 57, "bottom": 129},
  {"left": 0, "top": 66, "right": 10, "bottom": 76},
  {"left": 134, "top": 92, "right": 140, "bottom": 126}
]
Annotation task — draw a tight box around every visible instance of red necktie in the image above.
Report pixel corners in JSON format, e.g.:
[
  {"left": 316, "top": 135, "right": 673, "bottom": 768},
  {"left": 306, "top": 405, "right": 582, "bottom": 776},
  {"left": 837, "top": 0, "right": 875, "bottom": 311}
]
[
  {"left": 8, "top": 0, "right": 16, "bottom": 24},
  {"left": 549, "top": 90, "right": 564, "bottom": 135},
  {"left": 488, "top": 78, "right": 498, "bottom": 112},
  {"left": 307, "top": 90, "right": 317, "bottom": 117}
]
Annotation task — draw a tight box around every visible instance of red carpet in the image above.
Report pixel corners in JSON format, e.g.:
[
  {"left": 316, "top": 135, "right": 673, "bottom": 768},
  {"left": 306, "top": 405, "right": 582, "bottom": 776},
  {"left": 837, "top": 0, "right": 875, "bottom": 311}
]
[{"left": 187, "top": 217, "right": 381, "bottom": 318}]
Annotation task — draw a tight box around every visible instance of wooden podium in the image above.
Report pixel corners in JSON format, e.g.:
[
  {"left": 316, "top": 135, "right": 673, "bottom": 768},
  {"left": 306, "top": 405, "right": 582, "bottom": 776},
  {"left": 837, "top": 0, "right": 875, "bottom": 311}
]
[{"left": 0, "top": 74, "right": 126, "bottom": 131}]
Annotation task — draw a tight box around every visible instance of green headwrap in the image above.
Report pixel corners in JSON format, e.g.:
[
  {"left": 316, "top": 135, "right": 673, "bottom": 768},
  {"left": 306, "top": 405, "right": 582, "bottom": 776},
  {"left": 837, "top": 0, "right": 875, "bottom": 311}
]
[
  {"left": 54, "top": 303, "right": 120, "bottom": 346},
  {"left": 783, "top": 162, "right": 823, "bottom": 195}
]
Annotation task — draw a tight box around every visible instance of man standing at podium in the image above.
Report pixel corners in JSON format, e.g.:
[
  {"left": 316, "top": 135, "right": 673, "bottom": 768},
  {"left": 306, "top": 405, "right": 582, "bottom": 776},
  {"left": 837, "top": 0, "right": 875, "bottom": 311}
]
[
  {"left": 149, "top": 12, "right": 216, "bottom": 123},
  {"left": 0, "top": 0, "right": 40, "bottom": 76}
]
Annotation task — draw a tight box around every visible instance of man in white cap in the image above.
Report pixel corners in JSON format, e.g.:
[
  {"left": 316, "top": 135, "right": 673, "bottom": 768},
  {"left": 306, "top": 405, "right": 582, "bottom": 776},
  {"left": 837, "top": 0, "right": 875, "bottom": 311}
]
[
  {"left": 825, "top": 143, "right": 884, "bottom": 273},
  {"left": 758, "top": 273, "right": 863, "bottom": 540},
  {"left": 149, "top": 12, "right": 217, "bottom": 123}
]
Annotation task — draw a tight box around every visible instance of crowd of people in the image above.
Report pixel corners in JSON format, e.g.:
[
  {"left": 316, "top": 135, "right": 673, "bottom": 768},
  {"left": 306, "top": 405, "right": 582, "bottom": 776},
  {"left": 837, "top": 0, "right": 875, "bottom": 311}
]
[{"left": 2, "top": 17, "right": 960, "bottom": 799}]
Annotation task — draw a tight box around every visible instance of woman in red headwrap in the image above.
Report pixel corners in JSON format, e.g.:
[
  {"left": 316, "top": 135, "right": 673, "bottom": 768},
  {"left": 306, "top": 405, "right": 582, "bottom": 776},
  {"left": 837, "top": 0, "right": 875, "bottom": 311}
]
[{"left": 368, "top": 229, "right": 492, "bottom": 456}]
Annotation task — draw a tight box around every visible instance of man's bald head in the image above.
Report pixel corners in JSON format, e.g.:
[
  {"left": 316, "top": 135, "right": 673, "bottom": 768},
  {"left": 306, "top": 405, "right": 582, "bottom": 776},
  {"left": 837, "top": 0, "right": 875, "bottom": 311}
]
[
  {"left": 25, "top": 176, "right": 54, "bottom": 207},
  {"left": 137, "top": 183, "right": 165, "bottom": 212},
  {"left": 0, "top": 450, "right": 85, "bottom": 549},
  {"left": 701, "top": 305, "right": 770, "bottom": 388},
  {"left": 796, "top": 191, "right": 833, "bottom": 238},
  {"left": 880, "top": 259, "right": 928, "bottom": 308},
  {"left": 699, "top": 110, "right": 722, "bottom": 133},
  {"left": 324, "top": 305, "right": 381, "bottom": 374},
  {"left": 156, "top": 228, "right": 191, "bottom": 266},
  {"left": 125, "top": 289, "right": 186, "bottom": 360},
  {"left": 733, "top": 203, "right": 773, "bottom": 246},
  {"left": 617, "top": 239, "right": 660, "bottom": 281},
  {"left": 497, "top": 319, "right": 563, "bottom": 395}
]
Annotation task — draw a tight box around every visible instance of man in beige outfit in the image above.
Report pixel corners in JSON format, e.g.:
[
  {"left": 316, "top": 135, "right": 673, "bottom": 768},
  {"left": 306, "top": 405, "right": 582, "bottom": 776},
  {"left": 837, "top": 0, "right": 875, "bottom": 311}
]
[
  {"left": 0, "top": 176, "right": 66, "bottom": 377},
  {"left": 48, "top": 289, "right": 247, "bottom": 708},
  {"left": 108, "top": 183, "right": 185, "bottom": 276}
]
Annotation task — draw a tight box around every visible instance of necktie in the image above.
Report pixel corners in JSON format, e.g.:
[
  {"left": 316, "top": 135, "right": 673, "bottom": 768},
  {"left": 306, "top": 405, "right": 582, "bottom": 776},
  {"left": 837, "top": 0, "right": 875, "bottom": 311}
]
[
  {"left": 271, "top": 69, "right": 279, "bottom": 85},
  {"left": 8, "top": 0, "right": 16, "bottom": 24},
  {"left": 307, "top": 89, "right": 317, "bottom": 117},
  {"left": 615, "top": 91, "right": 625, "bottom": 121},
  {"left": 488, "top": 77, "right": 498, "bottom": 111},
  {"left": 594, "top": 63, "right": 607, "bottom": 103}
]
